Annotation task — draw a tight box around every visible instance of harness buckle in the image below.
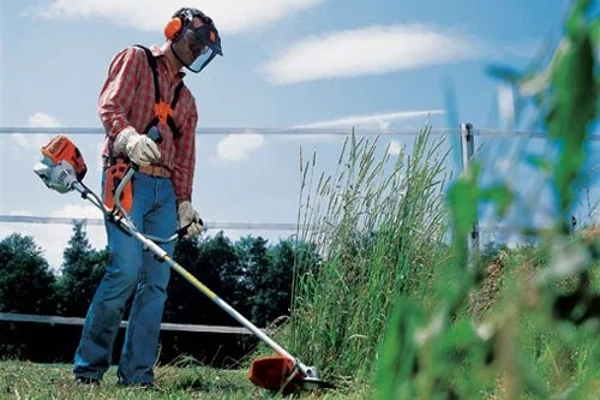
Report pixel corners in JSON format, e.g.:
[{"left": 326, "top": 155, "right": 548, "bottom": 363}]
[{"left": 154, "top": 101, "right": 174, "bottom": 126}]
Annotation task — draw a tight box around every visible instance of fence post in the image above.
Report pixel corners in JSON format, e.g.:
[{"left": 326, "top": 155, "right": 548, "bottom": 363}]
[{"left": 460, "top": 122, "right": 480, "bottom": 270}]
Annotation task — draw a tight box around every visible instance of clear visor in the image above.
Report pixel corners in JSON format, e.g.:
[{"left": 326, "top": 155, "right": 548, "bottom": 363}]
[{"left": 174, "top": 27, "right": 218, "bottom": 73}]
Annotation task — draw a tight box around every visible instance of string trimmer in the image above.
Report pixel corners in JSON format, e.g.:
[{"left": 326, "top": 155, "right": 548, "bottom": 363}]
[{"left": 32, "top": 132, "right": 334, "bottom": 395}]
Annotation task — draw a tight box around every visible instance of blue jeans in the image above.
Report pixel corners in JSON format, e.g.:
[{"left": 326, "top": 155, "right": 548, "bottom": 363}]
[{"left": 73, "top": 170, "right": 177, "bottom": 385}]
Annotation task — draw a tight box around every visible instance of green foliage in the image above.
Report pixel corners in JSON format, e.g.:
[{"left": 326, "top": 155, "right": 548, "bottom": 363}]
[
  {"left": 54, "top": 221, "right": 108, "bottom": 317},
  {"left": 376, "top": 0, "right": 600, "bottom": 398},
  {"left": 0, "top": 233, "right": 57, "bottom": 314},
  {"left": 0, "top": 233, "right": 58, "bottom": 359},
  {"left": 166, "top": 232, "right": 242, "bottom": 325},
  {"left": 248, "top": 239, "right": 318, "bottom": 327},
  {"left": 165, "top": 232, "right": 320, "bottom": 328}
]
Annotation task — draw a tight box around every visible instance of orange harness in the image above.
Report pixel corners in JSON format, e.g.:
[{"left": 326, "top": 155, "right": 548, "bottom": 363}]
[
  {"left": 104, "top": 44, "right": 184, "bottom": 215},
  {"left": 136, "top": 44, "right": 184, "bottom": 139}
]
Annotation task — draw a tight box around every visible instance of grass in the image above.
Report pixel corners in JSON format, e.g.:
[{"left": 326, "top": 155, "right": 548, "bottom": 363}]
[
  {"left": 0, "top": 358, "right": 374, "bottom": 399},
  {"left": 288, "top": 126, "right": 451, "bottom": 385}
]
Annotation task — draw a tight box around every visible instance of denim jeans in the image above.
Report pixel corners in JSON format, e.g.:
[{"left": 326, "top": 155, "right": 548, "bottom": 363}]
[{"left": 73, "top": 170, "right": 177, "bottom": 385}]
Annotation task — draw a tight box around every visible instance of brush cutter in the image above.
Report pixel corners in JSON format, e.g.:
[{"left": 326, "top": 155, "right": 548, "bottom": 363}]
[{"left": 32, "top": 132, "right": 335, "bottom": 395}]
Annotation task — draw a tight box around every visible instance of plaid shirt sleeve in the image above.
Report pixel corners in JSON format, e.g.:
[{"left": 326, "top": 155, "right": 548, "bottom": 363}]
[
  {"left": 97, "top": 47, "right": 141, "bottom": 139},
  {"left": 172, "top": 92, "right": 198, "bottom": 202}
]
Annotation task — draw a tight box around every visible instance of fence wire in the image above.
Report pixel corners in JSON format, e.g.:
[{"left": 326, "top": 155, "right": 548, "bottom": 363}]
[{"left": 2, "top": 126, "right": 595, "bottom": 139}]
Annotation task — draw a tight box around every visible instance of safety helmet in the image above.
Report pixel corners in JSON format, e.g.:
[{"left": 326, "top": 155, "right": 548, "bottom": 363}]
[{"left": 164, "top": 7, "right": 223, "bottom": 73}]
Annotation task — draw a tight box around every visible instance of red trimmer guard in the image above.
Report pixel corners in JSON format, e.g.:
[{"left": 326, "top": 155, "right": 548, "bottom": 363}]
[{"left": 249, "top": 355, "right": 304, "bottom": 394}]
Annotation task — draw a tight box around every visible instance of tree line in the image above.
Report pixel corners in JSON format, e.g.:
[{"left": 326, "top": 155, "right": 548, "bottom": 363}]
[{"left": 0, "top": 221, "right": 320, "bottom": 367}]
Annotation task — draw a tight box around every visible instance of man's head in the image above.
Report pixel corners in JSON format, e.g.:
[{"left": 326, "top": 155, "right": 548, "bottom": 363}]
[{"left": 164, "top": 7, "right": 223, "bottom": 73}]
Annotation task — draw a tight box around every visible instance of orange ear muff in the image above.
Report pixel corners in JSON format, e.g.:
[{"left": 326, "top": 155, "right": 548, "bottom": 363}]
[{"left": 164, "top": 17, "right": 182, "bottom": 40}]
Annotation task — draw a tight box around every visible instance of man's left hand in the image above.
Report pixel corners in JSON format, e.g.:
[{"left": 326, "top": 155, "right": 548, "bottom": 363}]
[{"left": 177, "top": 200, "right": 204, "bottom": 239}]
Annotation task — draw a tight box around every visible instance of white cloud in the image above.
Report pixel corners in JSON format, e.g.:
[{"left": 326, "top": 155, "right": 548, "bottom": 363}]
[
  {"left": 217, "top": 132, "right": 265, "bottom": 162},
  {"left": 387, "top": 140, "right": 404, "bottom": 156},
  {"left": 12, "top": 112, "right": 61, "bottom": 153},
  {"left": 22, "top": 0, "right": 325, "bottom": 34},
  {"left": 293, "top": 110, "right": 444, "bottom": 129},
  {"left": 262, "top": 23, "right": 487, "bottom": 84},
  {"left": 51, "top": 204, "right": 104, "bottom": 219},
  {"left": 28, "top": 112, "right": 61, "bottom": 128},
  {"left": 284, "top": 109, "right": 444, "bottom": 141}
]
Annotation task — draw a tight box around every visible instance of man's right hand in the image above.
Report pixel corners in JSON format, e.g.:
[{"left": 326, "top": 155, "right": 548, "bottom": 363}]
[{"left": 114, "top": 127, "right": 161, "bottom": 166}]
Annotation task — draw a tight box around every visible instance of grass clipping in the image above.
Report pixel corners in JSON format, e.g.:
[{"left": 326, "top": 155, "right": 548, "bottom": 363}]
[{"left": 288, "top": 126, "right": 451, "bottom": 382}]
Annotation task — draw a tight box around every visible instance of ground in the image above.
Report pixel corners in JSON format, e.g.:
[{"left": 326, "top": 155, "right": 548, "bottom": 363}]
[{"left": 0, "top": 359, "right": 371, "bottom": 399}]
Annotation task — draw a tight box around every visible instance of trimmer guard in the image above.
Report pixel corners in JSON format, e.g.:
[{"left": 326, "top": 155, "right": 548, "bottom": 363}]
[{"left": 249, "top": 355, "right": 335, "bottom": 394}]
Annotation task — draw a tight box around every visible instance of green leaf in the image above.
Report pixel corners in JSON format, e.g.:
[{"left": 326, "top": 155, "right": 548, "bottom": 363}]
[
  {"left": 447, "top": 162, "right": 481, "bottom": 239},
  {"left": 525, "top": 154, "right": 553, "bottom": 173},
  {"left": 590, "top": 17, "right": 600, "bottom": 45},
  {"left": 480, "top": 184, "right": 515, "bottom": 217},
  {"left": 376, "top": 297, "right": 425, "bottom": 400}
]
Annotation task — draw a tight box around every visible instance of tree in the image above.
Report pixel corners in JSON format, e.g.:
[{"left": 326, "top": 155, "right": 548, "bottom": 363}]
[
  {"left": 248, "top": 238, "right": 322, "bottom": 327},
  {"left": 237, "top": 235, "right": 271, "bottom": 322},
  {"left": 249, "top": 239, "right": 291, "bottom": 327},
  {"left": 0, "top": 233, "right": 58, "bottom": 360},
  {"left": 165, "top": 231, "right": 244, "bottom": 325},
  {"left": 0, "top": 233, "right": 57, "bottom": 314},
  {"left": 163, "top": 235, "right": 202, "bottom": 323},
  {"left": 55, "top": 221, "right": 108, "bottom": 317},
  {"left": 162, "top": 232, "right": 253, "bottom": 367}
]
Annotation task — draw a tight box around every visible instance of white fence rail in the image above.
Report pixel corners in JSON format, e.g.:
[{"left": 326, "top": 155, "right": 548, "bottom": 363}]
[{"left": 0, "top": 312, "right": 271, "bottom": 335}]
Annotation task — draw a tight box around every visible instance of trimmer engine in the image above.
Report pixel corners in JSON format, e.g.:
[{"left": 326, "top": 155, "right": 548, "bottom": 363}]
[{"left": 33, "top": 135, "right": 88, "bottom": 193}]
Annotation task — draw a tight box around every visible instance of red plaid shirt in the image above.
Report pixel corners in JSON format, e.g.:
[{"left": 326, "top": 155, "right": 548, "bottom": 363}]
[{"left": 99, "top": 45, "right": 198, "bottom": 202}]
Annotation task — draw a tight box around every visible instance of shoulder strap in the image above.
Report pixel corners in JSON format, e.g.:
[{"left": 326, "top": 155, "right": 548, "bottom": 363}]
[
  {"left": 134, "top": 44, "right": 183, "bottom": 138},
  {"left": 171, "top": 81, "right": 184, "bottom": 108},
  {"left": 168, "top": 82, "right": 184, "bottom": 138},
  {"left": 134, "top": 44, "right": 160, "bottom": 104},
  {"left": 134, "top": 44, "right": 160, "bottom": 134}
]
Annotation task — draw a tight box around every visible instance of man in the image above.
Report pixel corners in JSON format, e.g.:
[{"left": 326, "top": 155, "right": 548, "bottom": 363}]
[{"left": 73, "top": 7, "right": 223, "bottom": 387}]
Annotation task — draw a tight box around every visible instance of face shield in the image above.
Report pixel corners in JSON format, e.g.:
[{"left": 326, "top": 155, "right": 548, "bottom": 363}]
[{"left": 171, "top": 20, "right": 223, "bottom": 73}]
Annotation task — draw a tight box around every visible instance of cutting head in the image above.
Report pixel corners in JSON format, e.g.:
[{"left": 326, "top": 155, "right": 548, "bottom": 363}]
[{"left": 249, "top": 355, "right": 335, "bottom": 395}]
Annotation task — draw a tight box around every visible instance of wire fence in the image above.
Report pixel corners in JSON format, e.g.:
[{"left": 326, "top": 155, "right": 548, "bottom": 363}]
[
  {"left": 1, "top": 124, "right": 599, "bottom": 245},
  {"left": 0, "top": 215, "right": 303, "bottom": 231},
  {"left": 0, "top": 214, "right": 529, "bottom": 234},
  {"left": 2, "top": 125, "right": 596, "bottom": 139}
]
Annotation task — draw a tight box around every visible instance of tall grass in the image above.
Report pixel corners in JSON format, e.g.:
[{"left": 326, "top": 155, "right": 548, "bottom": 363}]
[{"left": 288, "top": 126, "right": 452, "bottom": 383}]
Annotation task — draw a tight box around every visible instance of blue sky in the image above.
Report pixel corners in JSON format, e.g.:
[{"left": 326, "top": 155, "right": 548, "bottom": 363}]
[{"left": 0, "top": 0, "right": 596, "bottom": 271}]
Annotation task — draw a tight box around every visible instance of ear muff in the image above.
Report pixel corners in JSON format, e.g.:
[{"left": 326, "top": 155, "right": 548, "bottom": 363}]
[{"left": 164, "top": 17, "right": 183, "bottom": 40}]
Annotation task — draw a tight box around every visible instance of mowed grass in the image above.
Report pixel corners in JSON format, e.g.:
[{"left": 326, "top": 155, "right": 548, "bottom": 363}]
[{"left": 0, "top": 359, "right": 373, "bottom": 399}]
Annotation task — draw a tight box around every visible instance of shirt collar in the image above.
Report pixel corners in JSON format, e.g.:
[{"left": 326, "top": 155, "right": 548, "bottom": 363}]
[{"left": 150, "top": 45, "right": 187, "bottom": 79}]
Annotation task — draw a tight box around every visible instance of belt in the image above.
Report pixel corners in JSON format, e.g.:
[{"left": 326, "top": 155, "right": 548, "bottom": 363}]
[
  {"left": 137, "top": 164, "right": 172, "bottom": 178},
  {"left": 102, "top": 157, "right": 171, "bottom": 178}
]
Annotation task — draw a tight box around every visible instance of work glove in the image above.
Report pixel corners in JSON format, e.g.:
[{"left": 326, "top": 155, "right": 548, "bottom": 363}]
[
  {"left": 177, "top": 200, "right": 204, "bottom": 239},
  {"left": 114, "top": 127, "right": 161, "bottom": 166}
]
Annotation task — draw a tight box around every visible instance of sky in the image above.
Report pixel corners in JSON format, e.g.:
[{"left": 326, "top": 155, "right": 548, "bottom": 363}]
[{"left": 0, "top": 0, "right": 598, "bottom": 272}]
